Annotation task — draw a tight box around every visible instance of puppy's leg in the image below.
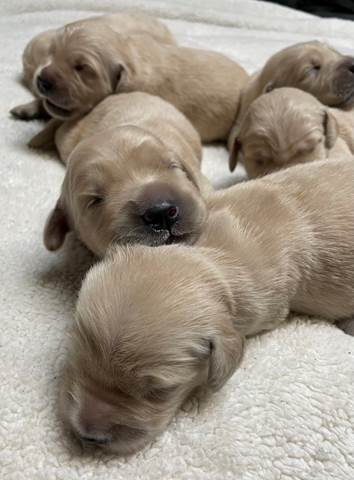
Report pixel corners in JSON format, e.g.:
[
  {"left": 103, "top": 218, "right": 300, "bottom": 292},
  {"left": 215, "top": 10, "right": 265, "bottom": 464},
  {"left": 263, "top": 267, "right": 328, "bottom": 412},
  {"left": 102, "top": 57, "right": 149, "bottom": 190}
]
[
  {"left": 28, "top": 119, "right": 61, "bottom": 151},
  {"left": 10, "top": 99, "right": 50, "bottom": 121}
]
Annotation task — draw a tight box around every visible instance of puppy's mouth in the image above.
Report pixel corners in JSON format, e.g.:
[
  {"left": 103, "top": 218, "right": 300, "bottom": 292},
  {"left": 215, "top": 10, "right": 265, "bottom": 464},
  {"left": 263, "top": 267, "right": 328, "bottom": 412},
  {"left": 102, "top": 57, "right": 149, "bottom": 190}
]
[
  {"left": 336, "top": 90, "right": 354, "bottom": 109},
  {"left": 149, "top": 226, "right": 190, "bottom": 246},
  {"left": 43, "top": 99, "right": 74, "bottom": 119}
]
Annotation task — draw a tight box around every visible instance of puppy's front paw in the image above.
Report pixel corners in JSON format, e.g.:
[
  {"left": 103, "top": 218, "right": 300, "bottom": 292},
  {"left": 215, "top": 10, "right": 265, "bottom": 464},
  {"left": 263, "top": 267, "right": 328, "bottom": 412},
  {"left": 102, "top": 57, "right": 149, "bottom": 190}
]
[{"left": 10, "top": 99, "right": 48, "bottom": 121}]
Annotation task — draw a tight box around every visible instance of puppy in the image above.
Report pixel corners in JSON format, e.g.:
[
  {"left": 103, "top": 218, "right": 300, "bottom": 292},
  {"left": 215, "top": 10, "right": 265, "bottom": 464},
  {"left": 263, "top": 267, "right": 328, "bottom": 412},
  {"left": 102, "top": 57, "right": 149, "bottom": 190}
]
[
  {"left": 61, "top": 157, "right": 354, "bottom": 455},
  {"left": 12, "top": 20, "right": 247, "bottom": 142},
  {"left": 229, "top": 87, "right": 354, "bottom": 177},
  {"left": 10, "top": 12, "right": 175, "bottom": 120},
  {"left": 229, "top": 40, "right": 354, "bottom": 151},
  {"left": 43, "top": 92, "right": 209, "bottom": 256}
]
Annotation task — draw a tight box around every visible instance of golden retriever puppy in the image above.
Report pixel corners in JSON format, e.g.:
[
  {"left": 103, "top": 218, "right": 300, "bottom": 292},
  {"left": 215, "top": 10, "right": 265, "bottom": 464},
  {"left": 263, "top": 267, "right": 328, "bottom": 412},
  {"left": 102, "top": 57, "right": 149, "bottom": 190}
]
[
  {"left": 229, "top": 40, "right": 354, "bottom": 151},
  {"left": 10, "top": 12, "right": 175, "bottom": 120},
  {"left": 229, "top": 87, "right": 354, "bottom": 177},
  {"left": 61, "top": 157, "right": 354, "bottom": 455},
  {"left": 43, "top": 92, "right": 209, "bottom": 256},
  {"left": 11, "top": 19, "right": 247, "bottom": 142}
]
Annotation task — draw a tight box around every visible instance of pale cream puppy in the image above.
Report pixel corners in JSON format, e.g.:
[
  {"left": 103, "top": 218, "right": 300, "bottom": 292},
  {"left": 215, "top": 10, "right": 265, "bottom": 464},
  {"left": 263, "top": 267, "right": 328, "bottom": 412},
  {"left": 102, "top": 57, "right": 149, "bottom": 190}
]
[
  {"left": 229, "top": 87, "right": 354, "bottom": 177},
  {"left": 62, "top": 157, "right": 354, "bottom": 455},
  {"left": 10, "top": 12, "right": 175, "bottom": 120},
  {"left": 43, "top": 93, "right": 209, "bottom": 256},
  {"left": 229, "top": 40, "right": 354, "bottom": 151},
  {"left": 11, "top": 19, "right": 248, "bottom": 142}
]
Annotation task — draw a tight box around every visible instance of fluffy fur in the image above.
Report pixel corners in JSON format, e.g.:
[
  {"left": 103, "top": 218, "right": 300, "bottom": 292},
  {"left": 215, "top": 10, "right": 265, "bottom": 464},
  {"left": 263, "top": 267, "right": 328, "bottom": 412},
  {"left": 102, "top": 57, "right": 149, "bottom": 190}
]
[
  {"left": 229, "top": 87, "right": 354, "bottom": 176},
  {"left": 42, "top": 92, "right": 210, "bottom": 256},
  {"left": 229, "top": 40, "right": 354, "bottom": 153},
  {"left": 12, "top": 15, "right": 247, "bottom": 142},
  {"left": 62, "top": 157, "right": 354, "bottom": 455},
  {"left": 10, "top": 12, "right": 175, "bottom": 120}
]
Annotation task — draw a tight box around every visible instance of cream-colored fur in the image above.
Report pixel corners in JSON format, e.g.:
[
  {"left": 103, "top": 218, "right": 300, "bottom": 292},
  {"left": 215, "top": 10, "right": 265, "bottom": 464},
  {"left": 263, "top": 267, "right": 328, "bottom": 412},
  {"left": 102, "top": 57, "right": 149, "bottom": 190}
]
[
  {"left": 12, "top": 16, "right": 247, "bottom": 142},
  {"left": 10, "top": 12, "right": 175, "bottom": 120},
  {"left": 61, "top": 157, "right": 354, "bottom": 455},
  {"left": 228, "top": 40, "right": 354, "bottom": 152},
  {"left": 229, "top": 87, "right": 354, "bottom": 177},
  {"left": 43, "top": 92, "right": 209, "bottom": 256}
]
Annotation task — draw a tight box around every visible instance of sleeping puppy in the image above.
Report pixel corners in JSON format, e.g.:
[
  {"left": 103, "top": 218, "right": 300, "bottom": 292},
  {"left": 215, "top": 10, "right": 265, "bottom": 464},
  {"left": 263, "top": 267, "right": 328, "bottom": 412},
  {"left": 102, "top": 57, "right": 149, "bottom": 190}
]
[
  {"left": 10, "top": 12, "right": 175, "bottom": 120},
  {"left": 43, "top": 93, "right": 209, "bottom": 256},
  {"left": 229, "top": 40, "right": 354, "bottom": 151},
  {"left": 229, "top": 87, "right": 354, "bottom": 177},
  {"left": 11, "top": 21, "right": 248, "bottom": 143},
  {"left": 61, "top": 157, "right": 354, "bottom": 455}
]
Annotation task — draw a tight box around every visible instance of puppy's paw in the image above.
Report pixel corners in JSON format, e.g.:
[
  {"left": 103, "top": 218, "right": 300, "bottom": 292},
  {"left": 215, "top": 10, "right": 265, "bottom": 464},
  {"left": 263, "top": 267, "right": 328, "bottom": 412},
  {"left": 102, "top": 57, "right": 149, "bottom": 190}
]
[
  {"left": 10, "top": 104, "right": 36, "bottom": 120},
  {"left": 10, "top": 99, "right": 48, "bottom": 121}
]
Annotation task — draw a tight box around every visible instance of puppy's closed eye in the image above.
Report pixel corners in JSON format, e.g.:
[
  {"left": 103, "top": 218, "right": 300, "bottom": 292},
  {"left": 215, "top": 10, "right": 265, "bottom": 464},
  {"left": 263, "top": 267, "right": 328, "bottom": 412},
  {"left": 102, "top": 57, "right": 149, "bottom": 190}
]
[
  {"left": 255, "top": 158, "right": 267, "bottom": 167},
  {"left": 143, "top": 385, "right": 179, "bottom": 403},
  {"left": 86, "top": 195, "right": 104, "bottom": 209},
  {"left": 304, "top": 62, "right": 322, "bottom": 76}
]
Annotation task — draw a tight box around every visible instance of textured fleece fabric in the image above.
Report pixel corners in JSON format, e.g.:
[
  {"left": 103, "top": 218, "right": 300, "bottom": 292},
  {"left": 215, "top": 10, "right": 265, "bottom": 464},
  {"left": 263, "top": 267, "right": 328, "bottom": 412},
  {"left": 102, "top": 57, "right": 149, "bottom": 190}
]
[{"left": 1, "top": 1, "right": 354, "bottom": 479}]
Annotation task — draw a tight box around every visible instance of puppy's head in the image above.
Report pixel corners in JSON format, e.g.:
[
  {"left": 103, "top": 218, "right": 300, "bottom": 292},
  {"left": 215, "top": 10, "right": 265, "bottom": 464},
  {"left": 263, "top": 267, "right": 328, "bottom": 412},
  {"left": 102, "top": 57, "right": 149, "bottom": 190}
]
[
  {"left": 34, "top": 24, "right": 130, "bottom": 119},
  {"left": 61, "top": 245, "right": 243, "bottom": 455},
  {"left": 259, "top": 41, "right": 354, "bottom": 109},
  {"left": 44, "top": 126, "right": 207, "bottom": 256},
  {"left": 229, "top": 87, "right": 338, "bottom": 177}
]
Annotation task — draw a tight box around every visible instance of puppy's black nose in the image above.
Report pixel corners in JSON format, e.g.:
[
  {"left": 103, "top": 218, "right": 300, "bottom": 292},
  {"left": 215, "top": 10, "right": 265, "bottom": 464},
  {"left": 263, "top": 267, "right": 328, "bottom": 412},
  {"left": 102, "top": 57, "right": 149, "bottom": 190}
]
[
  {"left": 37, "top": 75, "right": 53, "bottom": 94},
  {"left": 143, "top": 202, "right": 179, "bottom": 231},
  {"left": 80, "top": 435, "right": 109, "bottom": 446},
  {"left": 349, "top": 63, "right": 354, "bottom": 74}
]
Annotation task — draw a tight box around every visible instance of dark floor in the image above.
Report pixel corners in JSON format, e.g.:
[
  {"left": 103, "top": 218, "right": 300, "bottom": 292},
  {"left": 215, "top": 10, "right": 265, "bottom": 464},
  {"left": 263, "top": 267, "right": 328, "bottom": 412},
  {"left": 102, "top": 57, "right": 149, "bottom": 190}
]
[{"left": 263, "top": 1, "right": 354, "bottom": 20}]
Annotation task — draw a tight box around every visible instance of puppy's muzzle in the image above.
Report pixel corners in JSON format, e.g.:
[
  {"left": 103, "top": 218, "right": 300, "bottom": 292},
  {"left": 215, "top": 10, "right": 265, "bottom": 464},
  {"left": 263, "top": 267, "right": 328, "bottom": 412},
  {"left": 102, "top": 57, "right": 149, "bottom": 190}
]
[{"left": 142, "top": 202, "right": 179, "bottom": 232}]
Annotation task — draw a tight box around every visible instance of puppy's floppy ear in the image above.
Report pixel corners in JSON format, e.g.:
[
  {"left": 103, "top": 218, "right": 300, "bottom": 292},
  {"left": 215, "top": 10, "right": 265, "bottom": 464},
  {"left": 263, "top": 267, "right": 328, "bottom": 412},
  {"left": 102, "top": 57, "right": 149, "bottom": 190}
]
[
  {"left": 228, "top": 124, "right": 242, "bottom": 172},
  {"left": 110, "top": 62, "right": 128, "bottom": 92},
  {"left": 206, "top": 319, "right": 244, "bottom": 392},
  {"left": 43, "top": 200, "right": 70, "bottom": 251},
  {"left": 323, "top": 109, "right": 338, "bottom": 149}
]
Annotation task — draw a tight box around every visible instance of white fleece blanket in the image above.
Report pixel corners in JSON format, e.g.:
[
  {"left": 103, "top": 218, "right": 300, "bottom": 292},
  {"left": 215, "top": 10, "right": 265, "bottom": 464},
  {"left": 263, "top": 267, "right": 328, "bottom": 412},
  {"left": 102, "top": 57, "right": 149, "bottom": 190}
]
[{"left": 1, "top": 1, "right": 354, "bottom": 479}]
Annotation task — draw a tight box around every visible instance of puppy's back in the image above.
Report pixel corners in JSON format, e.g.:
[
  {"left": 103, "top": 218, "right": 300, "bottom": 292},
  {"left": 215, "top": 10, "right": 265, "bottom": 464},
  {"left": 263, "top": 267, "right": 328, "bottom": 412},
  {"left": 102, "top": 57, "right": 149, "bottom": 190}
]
[{"left": 210, "top": 157, "right": 354, "bottom": 320}]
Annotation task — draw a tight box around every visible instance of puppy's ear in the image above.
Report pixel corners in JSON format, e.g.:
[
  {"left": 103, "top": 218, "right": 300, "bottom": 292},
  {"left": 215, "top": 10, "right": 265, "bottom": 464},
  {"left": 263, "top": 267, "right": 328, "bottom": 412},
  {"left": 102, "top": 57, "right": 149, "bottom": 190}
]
[
  {"left": 110, "top": 62, "right": 128, "bottom": 92},
  {"left": 43, "top": 200, "right": 70, "bottom": 251},
  {"left": 228, "top": 127, "right": 242, "bottom": 172},
  {"left": 323, "top": 110, "right": 338, "bottom": 149},
  {"left": 206, "top": 320, "right": 244, "bottom": 391}
]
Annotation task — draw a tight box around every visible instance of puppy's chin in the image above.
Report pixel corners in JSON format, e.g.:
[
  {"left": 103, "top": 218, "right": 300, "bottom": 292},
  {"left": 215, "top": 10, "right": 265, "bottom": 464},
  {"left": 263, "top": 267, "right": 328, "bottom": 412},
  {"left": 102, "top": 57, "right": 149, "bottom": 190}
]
[
  {"left": 43, "top": 99, "right": 76, "bottom": 119},
  {"left": 117, "top": 219, "right": 202, "bottom": 247},
  {"left": 335, "top": 90, "right": 354, "bottom": 109},
  {"left": 121, "top": 229, "right": 195, "bottom": 247}
]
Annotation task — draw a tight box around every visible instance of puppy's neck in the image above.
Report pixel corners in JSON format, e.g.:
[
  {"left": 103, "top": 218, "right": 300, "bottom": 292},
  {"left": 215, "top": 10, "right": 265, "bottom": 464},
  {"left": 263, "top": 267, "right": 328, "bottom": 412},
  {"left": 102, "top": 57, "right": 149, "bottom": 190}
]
[{"left": 200, "top": 186, "right": 310, "bottom": 336}]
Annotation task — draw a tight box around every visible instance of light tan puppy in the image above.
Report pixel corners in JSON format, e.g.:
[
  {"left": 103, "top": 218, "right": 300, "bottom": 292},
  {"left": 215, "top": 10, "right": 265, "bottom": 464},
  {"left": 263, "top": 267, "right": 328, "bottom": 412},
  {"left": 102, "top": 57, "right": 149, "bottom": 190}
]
[
  {"left": 43, "top": 92, "right": 209, "bottom": 256},
  {"left": 10, "top": 12, "right": 175, "bottom": 120},
  {"left": 229, "top": 87, "right": 354, "bottom": 177},
  {"left": 11, "top": 19, "right": 247, "bottom": 142},
  {"left": 229, "top": 40, "right": 354, "bottom": 151},
  {"left": 61, "top": 157, "right": 354, "bottom": 455}
]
